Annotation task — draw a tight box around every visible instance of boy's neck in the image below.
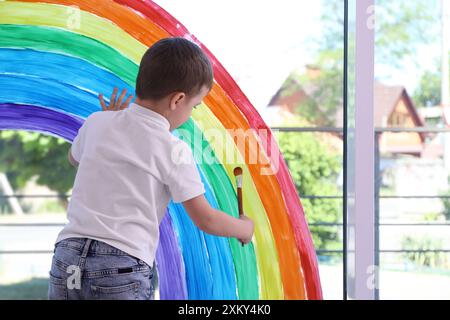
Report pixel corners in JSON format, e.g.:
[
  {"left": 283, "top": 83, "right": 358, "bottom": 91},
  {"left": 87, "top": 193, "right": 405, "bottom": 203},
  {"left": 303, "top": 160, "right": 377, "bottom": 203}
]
[
  {"left": 134, "top": 97, "right": 172, "bottom": 130},
  {"left": 135, "top": 97, "right": 168, "bottom": 117}
]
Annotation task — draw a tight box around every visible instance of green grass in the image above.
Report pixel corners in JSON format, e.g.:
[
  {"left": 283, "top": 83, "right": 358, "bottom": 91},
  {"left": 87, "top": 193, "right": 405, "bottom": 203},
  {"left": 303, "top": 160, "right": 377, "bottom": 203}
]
[{"left": 0, "top": 278, "right": 48, "bottom": 300}]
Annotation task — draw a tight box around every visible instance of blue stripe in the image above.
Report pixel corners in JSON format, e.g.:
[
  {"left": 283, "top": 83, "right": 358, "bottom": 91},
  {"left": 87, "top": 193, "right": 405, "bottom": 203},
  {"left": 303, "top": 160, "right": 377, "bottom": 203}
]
[{"left": 0, "top": 48, "right": 134, "bottom": 97}]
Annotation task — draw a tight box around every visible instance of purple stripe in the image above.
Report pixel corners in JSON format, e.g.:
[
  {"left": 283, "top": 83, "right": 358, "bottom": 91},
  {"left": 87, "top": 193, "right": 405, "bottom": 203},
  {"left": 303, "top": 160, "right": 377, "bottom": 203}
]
[
  {"left": 156, "top": 209, "right": 188, "bottom": 300},
  {"left": 0, "top": 103, "right": 83, "bottom": 141}
]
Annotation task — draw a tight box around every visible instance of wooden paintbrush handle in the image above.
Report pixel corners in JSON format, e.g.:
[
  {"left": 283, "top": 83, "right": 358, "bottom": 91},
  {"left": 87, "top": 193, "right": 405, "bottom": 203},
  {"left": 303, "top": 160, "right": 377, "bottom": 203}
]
[
  {"left": 237, "top": 187, "right": 243, "bottom": 217},
  {"left": 237, "top": 187, "right": 244, "bottom": 247}
]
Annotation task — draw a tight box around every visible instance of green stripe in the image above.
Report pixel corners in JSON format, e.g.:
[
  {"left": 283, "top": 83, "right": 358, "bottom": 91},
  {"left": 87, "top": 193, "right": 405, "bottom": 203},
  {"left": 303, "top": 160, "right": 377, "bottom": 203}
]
[{"left": 0, "top": 24, "right": 137, "bottom": 86}]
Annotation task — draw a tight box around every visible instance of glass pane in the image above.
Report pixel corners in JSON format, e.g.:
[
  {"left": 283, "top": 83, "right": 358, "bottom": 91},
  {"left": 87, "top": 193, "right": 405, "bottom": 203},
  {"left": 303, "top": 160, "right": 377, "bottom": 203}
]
[
  {"left": 345, "top": 0, "right": 357, "bottom": 299},
  {"left": 374, "top": 0, "right": 449, "bottom": 299}
]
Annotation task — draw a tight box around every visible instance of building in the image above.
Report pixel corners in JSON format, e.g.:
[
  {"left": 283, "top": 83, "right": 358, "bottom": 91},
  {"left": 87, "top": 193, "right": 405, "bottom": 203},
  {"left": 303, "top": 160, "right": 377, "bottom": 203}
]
[
  {"left": 266, "top": 67, "right": 432, "bottom": 157},
  {"left": 374, "top": 82, "right": 426, "bottom": 157}
]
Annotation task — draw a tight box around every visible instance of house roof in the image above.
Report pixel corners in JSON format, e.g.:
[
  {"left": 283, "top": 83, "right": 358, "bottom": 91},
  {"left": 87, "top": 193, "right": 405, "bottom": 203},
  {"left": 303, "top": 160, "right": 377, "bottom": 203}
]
[
  {"left": 374, "top": 82, "right": 404, "bottom": 126},
  {"left": 268, "top": 68, "right": 425, "bottom": 129},
  {"left": 374, "top": 82, "right": 425, "bottom": 127}
]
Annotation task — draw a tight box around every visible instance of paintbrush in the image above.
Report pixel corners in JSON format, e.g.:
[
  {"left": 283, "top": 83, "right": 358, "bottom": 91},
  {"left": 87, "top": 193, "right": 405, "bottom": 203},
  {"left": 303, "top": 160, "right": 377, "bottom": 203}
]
[{"left": 233, "top": 167, "right": 244, "bottom": 247}]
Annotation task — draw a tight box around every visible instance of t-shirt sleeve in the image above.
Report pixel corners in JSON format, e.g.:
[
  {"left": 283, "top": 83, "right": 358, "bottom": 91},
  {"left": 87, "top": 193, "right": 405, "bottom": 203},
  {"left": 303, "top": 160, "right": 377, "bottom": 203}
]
[
  {"left": 165, "top": 140, "right": 205, "bottom": 203},
  {"left": 70, "top": 119, "right": 89, "bottom": 162}
]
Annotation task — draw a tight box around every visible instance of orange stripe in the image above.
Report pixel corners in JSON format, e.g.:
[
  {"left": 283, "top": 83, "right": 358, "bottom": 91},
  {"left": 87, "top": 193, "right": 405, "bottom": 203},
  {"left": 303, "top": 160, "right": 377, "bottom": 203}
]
[{"left": 19, "top": 0, "right": 170, "bottom": 42}]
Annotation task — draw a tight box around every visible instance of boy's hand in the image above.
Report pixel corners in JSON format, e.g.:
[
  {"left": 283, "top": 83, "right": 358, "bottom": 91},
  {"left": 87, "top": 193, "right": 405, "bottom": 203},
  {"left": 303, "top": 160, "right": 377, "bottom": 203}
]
[
  {"left": 98, "top": 87, "right": 133, "bottom": 111},
  {"left": 238, "top": 215, "right": 254, "bottom": 245}
]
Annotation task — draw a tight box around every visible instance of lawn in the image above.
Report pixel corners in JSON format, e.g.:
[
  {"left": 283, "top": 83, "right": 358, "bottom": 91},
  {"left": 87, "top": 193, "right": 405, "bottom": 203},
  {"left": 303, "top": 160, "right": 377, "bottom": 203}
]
[{"left": 0, "top": 278, "right": 48, "bottom": 300}]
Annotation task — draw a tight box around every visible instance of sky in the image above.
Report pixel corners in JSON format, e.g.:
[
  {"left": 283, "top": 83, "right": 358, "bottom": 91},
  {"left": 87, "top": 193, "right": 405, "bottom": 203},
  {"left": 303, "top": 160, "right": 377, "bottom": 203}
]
[
  {"left": 377, "top": 47, "right": 440, "bottom": 93},
  {"left": 154, "top": 0, "right": 441, "bottom": 110}
]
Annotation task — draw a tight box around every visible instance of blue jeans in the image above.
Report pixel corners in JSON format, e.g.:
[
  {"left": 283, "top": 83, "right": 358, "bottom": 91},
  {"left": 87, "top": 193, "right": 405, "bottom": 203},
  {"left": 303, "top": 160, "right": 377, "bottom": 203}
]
[{"left": 48, "top": 237, "right": 155, "bottom": 300}]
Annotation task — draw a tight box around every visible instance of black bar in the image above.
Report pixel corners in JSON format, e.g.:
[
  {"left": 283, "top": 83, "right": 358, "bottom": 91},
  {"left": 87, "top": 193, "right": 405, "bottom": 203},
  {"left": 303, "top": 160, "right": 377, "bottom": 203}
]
[
  {"left": 0, "top": 250, "right": 53, "bottom": 254},
  {"left": 2, "top": 222, "right": 449, "bottom": 227},
  {"left": 268, "top": 127, "right": 450, "bottom": 133},
  {"left": 318, "top": 249, "right": 450, "bottom": 254},
  {"left": 2, "top": 249, "right": 450, "bottom": 255},
  {"left": 380, "top": 195, "right": 450, "bottom": 199},
  {"left": 302, "top": 195, "right": 450, "bottom": 200},
  {"left": 374, "top": 132, "right": 380, "bottom": 300},
  {"left": 0, "top": 194, "right": 70, "bottom": 198},
  {"left": 300, "top": 195, "right": 343, "bottom": 199},
  {"left": 343, "top": 0, "right": 349, "bottom": 301},
  {"left": 380, "top": 250, "right": 450, "bottom": 253},
  {"left": 2, "top": 194, "right": 449, "bottom": 199},
  {"left": 379, "top": 222, "right": 450, "bottom": 226},
  {"left": 0, "top": 223, "right": 66, "bottom": 227},
  {"left": 270, "top": 127, "right": 344, "bottom": 133},
  {"left": 375, "top": 127, "right": 450, "bottom": 133}
]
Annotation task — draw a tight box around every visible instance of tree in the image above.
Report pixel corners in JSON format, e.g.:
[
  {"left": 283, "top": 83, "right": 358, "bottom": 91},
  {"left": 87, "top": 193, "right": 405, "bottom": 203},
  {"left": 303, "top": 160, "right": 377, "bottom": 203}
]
[
  {"left": 274, "top": 115, "right": 342, "bottom": 251},
  {"left": 279, "top": 57, "right": 343, "bottom": 127},
  {"left": 0, "top": 131, "right": 76, "bottom": 209},
  {"left": 374, "top": 0, "right": 439, "bottom": 68},
  {"left": 412, "top": 69, "right": 442, "bottom": 107},
  {"left": 283, "top": 0, "right": 438, "bottom": 126}
]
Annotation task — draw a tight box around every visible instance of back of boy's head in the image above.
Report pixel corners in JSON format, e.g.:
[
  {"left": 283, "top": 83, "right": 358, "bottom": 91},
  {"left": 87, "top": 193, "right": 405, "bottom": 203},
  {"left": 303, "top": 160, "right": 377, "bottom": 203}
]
[{"left": 135, "top": 37, "right": 214, "bottom": 101}]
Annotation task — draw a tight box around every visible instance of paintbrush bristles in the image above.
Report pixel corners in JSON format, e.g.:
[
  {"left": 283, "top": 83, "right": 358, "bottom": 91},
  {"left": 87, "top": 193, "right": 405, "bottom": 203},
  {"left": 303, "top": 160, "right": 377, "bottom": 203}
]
[{"left": 233, "top": 167, "right": 243, "bottom": 176}]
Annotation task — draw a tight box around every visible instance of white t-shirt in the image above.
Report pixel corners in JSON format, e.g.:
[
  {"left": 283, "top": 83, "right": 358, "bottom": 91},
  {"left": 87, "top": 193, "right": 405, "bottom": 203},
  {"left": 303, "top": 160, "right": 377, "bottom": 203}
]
[{"left": 56, "top": 103, "right": 205, "bottom": 266}]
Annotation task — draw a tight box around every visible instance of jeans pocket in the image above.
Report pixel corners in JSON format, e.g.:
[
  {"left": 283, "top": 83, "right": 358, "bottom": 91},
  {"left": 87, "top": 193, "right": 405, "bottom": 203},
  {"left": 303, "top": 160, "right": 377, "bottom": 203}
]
[
  {"left": 91, "top": 281, "right": 140, "bottom": 300},
  {"left": 48, "top": 273, "right": 68, "bottom": 300},
  {"left": 140, "top": 265, "right": 155, "bottom": 300}
]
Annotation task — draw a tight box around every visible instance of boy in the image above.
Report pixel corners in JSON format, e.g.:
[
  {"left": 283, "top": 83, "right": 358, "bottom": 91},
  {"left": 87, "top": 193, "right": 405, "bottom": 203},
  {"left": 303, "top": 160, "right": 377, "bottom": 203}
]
[{"left": 48, "top": 37, "right": 254, "bottom": 300}]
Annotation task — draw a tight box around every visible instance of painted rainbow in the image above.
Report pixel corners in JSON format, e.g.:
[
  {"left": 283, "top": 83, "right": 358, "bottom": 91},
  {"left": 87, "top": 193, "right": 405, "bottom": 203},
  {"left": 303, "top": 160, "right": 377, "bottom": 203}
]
[{"left": 0, "top": 0, "right": 322, "bottom": 300}]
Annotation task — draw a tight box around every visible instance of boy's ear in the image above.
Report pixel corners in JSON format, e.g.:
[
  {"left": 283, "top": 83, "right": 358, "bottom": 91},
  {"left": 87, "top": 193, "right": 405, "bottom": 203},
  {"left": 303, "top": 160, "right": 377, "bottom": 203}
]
[{"left": 170, "top": 92, "right": 186, "bottom": 110}]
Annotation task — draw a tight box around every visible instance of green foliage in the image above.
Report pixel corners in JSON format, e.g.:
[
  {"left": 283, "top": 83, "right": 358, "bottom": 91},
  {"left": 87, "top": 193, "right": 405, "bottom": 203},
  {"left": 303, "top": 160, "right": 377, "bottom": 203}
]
[
  {"left": 401, "top": 235, "right": 449, "bottom": 269},
  {"left": 440, "top": 191, "right": 450, "bottom": 221},
  {"left": 0, "top": 131, "right": 75, "bottom": 196},
  {"left": 317, "top": 0, "right": 345, "bottom": 51},
  {"left": 412, "top": 70, "right": 442, "bottom": 107},
  {"left": 423, "top": 212, "right": 443, "bottom": 222},
  {"left": 281, "top": 53, "right": 343, "bottom": 127},
  {"left": 317, "top": 0, "right": 437, "bottom": 63},
  {"left": 374, "top": 0, "right": 438, "bottom": 67},
  {"left": 276, "top": 130, "right": 342, "bottom": 250},
  {"left": 438, "top": 176, "right": 450, "bottom": 221}
]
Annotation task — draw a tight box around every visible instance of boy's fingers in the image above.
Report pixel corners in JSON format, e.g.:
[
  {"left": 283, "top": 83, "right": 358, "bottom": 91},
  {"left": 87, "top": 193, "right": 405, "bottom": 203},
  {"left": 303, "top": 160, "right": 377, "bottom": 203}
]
[
  {"left": 121, "top": 95, "right": 133, "bottom": 110},
  {"left": 98, "top": 94, "right": 107, "bottom": 111},
  {"left": 116, "top": 88, "right": 127, "bottom": 110},
  {"left": 110, "top": 87, "right": 118, "bottom": 109}
]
